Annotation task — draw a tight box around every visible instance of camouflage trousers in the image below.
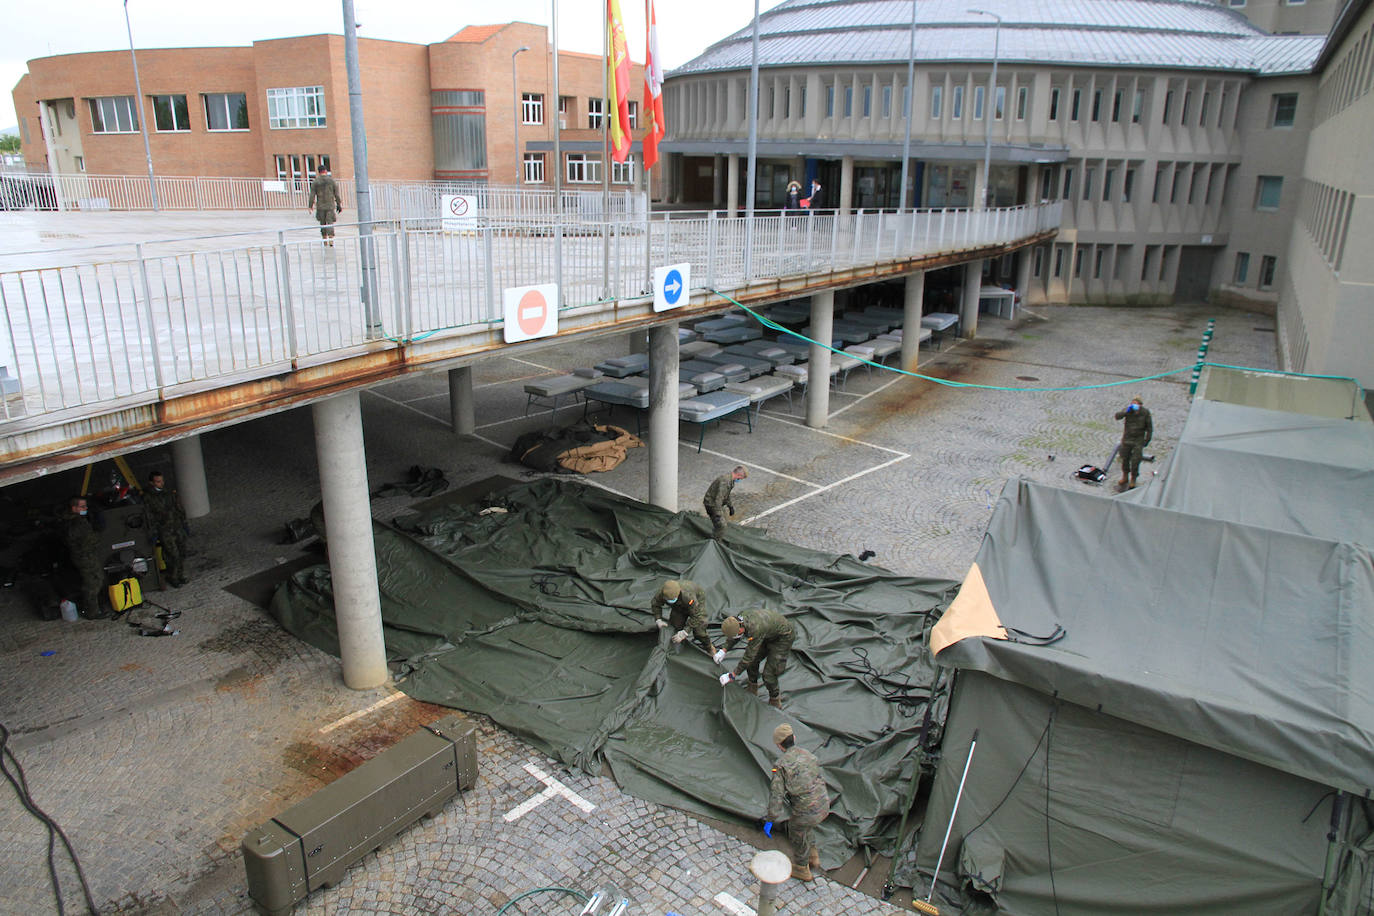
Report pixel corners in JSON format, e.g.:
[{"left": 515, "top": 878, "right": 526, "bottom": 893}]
[
  {"left": 788, "top": 814, "right": 825, "bottom": 864},
  {"left": 1119, "top": 441, "right": 1144, "bottom": 479},
  {"left": 745, "top": 632, "right": 794, "bottom": 698},
  {"left": 74, "top": 562, "right": 104, "bottom": 618},
  {"left": 704, "top": 503, "right": 728, "bottom": 539},
  {"left": 158, "top": 532, "right": 185, "bottom": 583}
]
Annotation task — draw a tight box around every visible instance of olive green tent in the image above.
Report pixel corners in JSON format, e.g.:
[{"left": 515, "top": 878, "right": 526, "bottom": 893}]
[
  {"left": 270, "top": 478, "right": 956, "bottom": 865},
  {"left": 915, "top": 479, "right": 1374, "bottom": 914}
]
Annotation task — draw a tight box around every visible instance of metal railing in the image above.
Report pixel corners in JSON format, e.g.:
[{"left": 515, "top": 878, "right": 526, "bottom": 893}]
[
  {"left": 0, "top": 202, "right": 1061, "bottom": 425},
  {"left": 0, "top": 171, "right": 647, "bottom": 221}
]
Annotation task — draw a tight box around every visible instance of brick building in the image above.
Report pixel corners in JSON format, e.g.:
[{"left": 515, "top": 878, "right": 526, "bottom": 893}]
[{"left": 10, "top": 21, "right": 655, "bottom": 193}]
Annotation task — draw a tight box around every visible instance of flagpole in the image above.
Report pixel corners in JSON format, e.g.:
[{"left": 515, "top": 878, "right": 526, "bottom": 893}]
[
  {"left": 123, "top": 0, "right": 159, "bottom": 211},
  {"left": 602, "top": 0, "right": 612, "bottom": 300},
  {"left": 552, "top": 0, "right": 563, "bottom": 299},
  {"left": 744, "top": 0, "right": 761, "bottom": 281}
]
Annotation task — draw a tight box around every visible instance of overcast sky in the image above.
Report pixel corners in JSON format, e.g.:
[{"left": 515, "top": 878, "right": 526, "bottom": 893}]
[{"left": 3, "top": 0, "right": 788, "bottom": 129}]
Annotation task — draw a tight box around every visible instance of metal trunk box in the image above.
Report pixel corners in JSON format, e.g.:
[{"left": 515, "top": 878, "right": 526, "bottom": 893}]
[{"left": 242, "top": 713, "right": 478, "bottom": 915}]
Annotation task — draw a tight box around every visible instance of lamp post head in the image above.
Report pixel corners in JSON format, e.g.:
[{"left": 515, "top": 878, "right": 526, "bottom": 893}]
[
  {"left": 513, "top": 45, "right": 530, "bottom": 56},
  {"left": 967, "top": 7, "right": 1002, "bottom": 21}
]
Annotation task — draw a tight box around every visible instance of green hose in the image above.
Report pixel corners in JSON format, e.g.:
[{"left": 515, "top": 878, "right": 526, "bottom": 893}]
[{"left": 495, "top": 886, "right": 589, "bottom": 914}]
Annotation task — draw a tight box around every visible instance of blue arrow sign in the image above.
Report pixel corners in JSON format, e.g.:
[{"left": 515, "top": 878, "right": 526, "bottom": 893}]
[{"left": 663, "top": 269, "right": 684, "bottom": 305}]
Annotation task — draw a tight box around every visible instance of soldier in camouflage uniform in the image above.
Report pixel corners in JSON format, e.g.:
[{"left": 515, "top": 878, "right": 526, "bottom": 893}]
[
  {"left": 144, "top": 471, "right": 189, "bottom": 587},
  {"left": 649, "top": 579, "right": 723, "bottom": 661},
  {"left": 703, "top": 465, "right": 748, "bottom": 539},
  {"left": 307, "top": 165, "right": 343, "bottom": 246},
  {"left": 720, "top": 607, "right": 795, "bottom": 708},
  {"left": 764, "top": 722, "right": 830, "bottom": 881},
  {"left": 1113, "top": 396, "right": 1154, "bottom": 489},
  {"left": 63, "top": 495, "right": 108, "bottom": 619}
]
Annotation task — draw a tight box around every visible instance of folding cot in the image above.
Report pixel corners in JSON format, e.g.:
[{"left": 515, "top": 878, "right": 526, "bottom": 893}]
[
  {"left": 680, "top": 366, "right": 726, "bottom": 393},
  {"left": 682, "top": 358, "right": 749, "bottom": 384},
  {"left": 919, "top": 312, "right": 960, "bottom": 348},
  {"left": 696, "top": 351, "right": 772, "bottom": 379},
  {"left": 594, "top": 353, "right": 651, "bottom": 377},
  {"left": 584, "top": 378, "right": 697, "bottom": 434},
  {"left": 701, "top": 324, "right": 763, "bottom": 345},
  {"left": 844, "top": 338, "right": 902, "bottom": 373},
  {"left": 678, "top": 390, "right": 752, "bottom": 452},
  {"left": 725, "top": 374, "right": 796, "bottom": 416},
  {"left": 723, "top": 342, "right": 795, "bottom": 368},
  {"left": 523, "top": 368, "right": 604, "bottom": 414}
]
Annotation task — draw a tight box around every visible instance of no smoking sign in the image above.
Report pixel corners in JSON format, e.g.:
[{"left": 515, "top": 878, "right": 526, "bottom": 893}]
[{"left": 502, "top": 283, "right": 559, "bottom": 343}]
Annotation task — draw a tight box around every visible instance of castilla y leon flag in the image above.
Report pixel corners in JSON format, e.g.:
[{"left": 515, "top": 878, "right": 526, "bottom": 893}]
[
  {"left": 642, "top": 0, "right": 666, "bottom": 170},
  {"left": 607, "top": 0, "right": 633, "bottom": 163}
]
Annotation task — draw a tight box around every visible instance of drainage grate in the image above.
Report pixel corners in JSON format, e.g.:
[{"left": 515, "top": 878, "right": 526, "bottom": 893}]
[{"left": 1016, "top": 376, "right": 1040, "bottom": 381}]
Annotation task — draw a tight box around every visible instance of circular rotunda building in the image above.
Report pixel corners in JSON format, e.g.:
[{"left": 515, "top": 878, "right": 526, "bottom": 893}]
[{"left": 660, "top": 0, "right": 1329, "bottom": 308}]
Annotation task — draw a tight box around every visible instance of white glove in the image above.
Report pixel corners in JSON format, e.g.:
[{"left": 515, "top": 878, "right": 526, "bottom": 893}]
[
  {"left": 655, "top": 619, "right": 668, "bottom": 630},
  {"left": 672, "top": 629, "right": 688, "bottom": 645},
  {"left": 719, "top": 672, "right": 735, "bottom": 687},
  {"left": 712, "top": 649, "right": 726, "bottom": 665}
]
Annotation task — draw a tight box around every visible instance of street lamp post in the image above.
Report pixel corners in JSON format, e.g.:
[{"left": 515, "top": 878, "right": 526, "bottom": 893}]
[
  {"left": 898, "top": 0, "right": 917, "bottom": 211},
  {"left": 122, "top": 0, "right": 158, "bottom": 211},
  {"left": 968, "top": 8, "right": 1002, "bottom": 209},
  {"left": 512, "top": 45, "right": 530, "bottom": 184}
]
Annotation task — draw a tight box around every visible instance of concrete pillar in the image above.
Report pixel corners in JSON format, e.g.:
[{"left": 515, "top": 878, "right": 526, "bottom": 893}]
[
  {"left": 448, "top": 366, "right": 474, "bottom": 436},
  {"left": 1015, "top": 248, "right": 1034, "bottom": 311},
  {"left": 312, "top": 393, "right": 388, "bottom": 690},
  {"left": 712, "top": 154, "right": 724, "bottom": 208},
  {"left": 171, "top": 435, "right": 210, "bottom": 519},
  {"left": 960, "top": 260, "right": 983, "bottom": 339},
  {"left": 902, "top": 270, "right": 926, "bottom": 372},
  {"left": 806, "top": 291, "right": 834, "bottom": 429},
  {"left": 647, "top": 323, "right": 680, "bottom": 511},
  {"left": 727, "top": 154, "right": 740, "bottom": 216},
  {"left": 839, "top": 155, "right": 855, "bottom": 215}
]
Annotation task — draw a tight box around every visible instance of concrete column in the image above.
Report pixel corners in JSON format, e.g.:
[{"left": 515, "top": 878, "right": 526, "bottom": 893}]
[
  {"left": 170, "top": 435, "right": 211, "bottom": 519},
  {"left": 839, "top": 155, "right": 855, "bottom": 215},
  {"left": 448, "top": 366, "right": 475, "bottom": 436},
  {"left": 712, "top": 154, "right": 724, "bottom": 208},
  {"left": 1015, "top": 248, "right": 1034, "bottom": 311},
  {"left": 312, "top": 393, "right": 388, "bottom": 690},
  {"left": 960, "top": 260, "right": 983, "bottom": 339},
  {"left": 727, "top": 154, "right": 740, "bottom": 216},
  {"left": 902, "top": 270, "right": 926, "bottom": 372},
  {"left": 647, "top": 323, "right": 680, "bottom": 511},
  {"left": 806, "top": 291, "right": 834, "bottom": 429}
]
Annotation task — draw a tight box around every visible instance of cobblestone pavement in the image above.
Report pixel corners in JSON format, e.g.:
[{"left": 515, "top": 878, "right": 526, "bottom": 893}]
[{"left": 0, "top": 299, "right": 1278, "bottom": 915}]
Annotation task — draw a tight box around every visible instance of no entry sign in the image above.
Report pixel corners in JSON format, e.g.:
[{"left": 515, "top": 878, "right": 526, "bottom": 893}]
[{"left": 502, "top": 284, "right": 559, "bottom": 343}]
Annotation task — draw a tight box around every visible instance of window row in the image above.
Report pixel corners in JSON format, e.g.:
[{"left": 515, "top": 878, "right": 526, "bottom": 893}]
[
  {"left": 274, "top": 152, "right": 332, "bottom": 190},
  {"left": 1231, "top": 252, "right": 1279, "bottom": 290},
  {"left": 1316, "top": 17, "right": 1374, "bottom": 124},
  {"left": 86, "top": 88, "right": 319, "bottom": 135},
  {"left": 1297, "top": 178, "right": 1355, "bottom": 270},
  {"left": 521, "top": 152, "right": 637, "bottom": 185},
  {"left": 520, "top": 93, "right": 639, "bottom": 130}
]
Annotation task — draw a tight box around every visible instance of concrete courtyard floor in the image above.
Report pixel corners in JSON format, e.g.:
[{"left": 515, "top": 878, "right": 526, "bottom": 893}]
[{"left": 0, "top": 293, "right": 1280, "bottom": 915}]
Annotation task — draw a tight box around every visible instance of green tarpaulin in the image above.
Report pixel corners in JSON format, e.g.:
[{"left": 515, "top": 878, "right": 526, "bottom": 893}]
[{"left": 270, "top": 478, "right": 957, "bottom": 866}]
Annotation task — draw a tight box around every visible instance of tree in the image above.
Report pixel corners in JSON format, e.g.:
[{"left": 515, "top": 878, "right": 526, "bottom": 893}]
[{"left": 0, "top": 135, "right": 22, "bottom": 153}]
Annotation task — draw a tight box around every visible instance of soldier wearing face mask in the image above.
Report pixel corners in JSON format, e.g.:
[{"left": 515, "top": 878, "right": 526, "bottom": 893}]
[
  {"left": 144, "top": 470, "right": 189, "bottom": 587},
  {"left": 63, "top": 495, "right": 108, "bottom": 619}
]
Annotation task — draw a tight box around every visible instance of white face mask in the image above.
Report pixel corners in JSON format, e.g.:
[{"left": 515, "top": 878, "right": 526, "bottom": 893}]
[{"left": 78, "top": 508, "right": 87, "bottom": 516}]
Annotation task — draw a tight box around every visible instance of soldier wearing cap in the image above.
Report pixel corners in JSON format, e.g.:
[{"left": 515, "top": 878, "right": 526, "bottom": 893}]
[
  {"left": 649, "top": 579, "right": 723, "bottom": 662},
  {"left": 718, "top": 607, "right": 794, "bottom": 708},
  {"left": 762, "top": 722, "right": 830, "bottom": 881}
]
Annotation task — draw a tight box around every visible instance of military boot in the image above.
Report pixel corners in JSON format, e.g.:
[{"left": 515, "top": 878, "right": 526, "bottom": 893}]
[
  {"left": 790, "top": 861, "right": 814, "bottom": 881},
  {"left": 808, "top": 848, "right": 821, "bottom": 869},
  {"left": 768, "top": 695, "right": 783, "bottom": 709},
  {"left": 743, "top": 681, "right": 760, "bottom": 697}
]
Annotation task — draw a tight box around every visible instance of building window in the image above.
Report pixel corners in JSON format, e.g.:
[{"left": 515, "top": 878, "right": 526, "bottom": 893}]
[
  {"left": 1094, "top": 247, "right": 1105, "bottom": 279},
  {"left": 587, "top": 97, "right": 603, "bottom": 129},
  {"left": 974, "top": 86, "right": 985, "bottom": 120},
  {"left": 1091, "top": 89, "right": 1102, "bottom": 122},
  {"left": 800, "top": 85, "right": 808, "bottom": 117},
  {"left": 768, "top": 86, "right": 776, "bottom": 120},
  {"left": 151, "top": 94, "right": 190, "bottom": 132},
  {"left": 1049, "top": 87, "right": 1060, "bottom": 120},
  {"left": 1111, "top": 90, "right": 1123, "bottom": 122},
  {"left": 862, "top": 85, "right": 872, "bottom": 117},
  {"left": 1040, "top": 168, "right": 1054, "bottom": 200},
  {"left": 825, "top": 84, "right": 834, "bottom": 117},
  {"left": 1074, "top": 248, "right": 1085, "bottom": 278},
  {"left": 1033, "top": 246, "right": 1044, "bottom": 277},
  {"left": 1152, "top": 164, "right": 1167, "bottom": 203},
  {"left": 1199, "top": 92, "right": 1211, "bottom": 126},
  {"left": 1270, "top": 93, "right": 1298, "bottom": 127},
  {"left": 558, "top": 95, "right": 573, "bottom": 127},
  {"left": 1103, "top": 167, "right": 1114, "bottom": 201},
  {"left": 1132, "top": 89, "right": 1144, "bottom": 123},
  {"left": 74, "top": 155, "right": 85, "bottom": 171},
  {"left": 1259, "top": 255, "right": 1277, "bottom": 289},
  {"left": 1233, "top": 252, "right": 1250, "bottom": 284},
  {"left": 1070, "top": 88, "right": 1081, "bottom": 121},
  {"left": 274, "top": 153, "right": 328, "bottom": 190},
  {"left": 1229, "top": 0, "right": 1245, "bottom": 5},
  {"left": 1016, "top": 86, "right": 1028, "bottom": 120},
  {"left": 1162, "top": 90, "right": 1174, "bottom": 124},
  {"left": 1255, "top": 176, "right": 1283, "bottom": 210},
  {"left": 267, "top": 86, "right": 325, "bottom": 129},
  {"left": 931, "top": 85, "right": 942, "bottom": 119},
  {"left": 1181, "top": 90, "right": 1192, "bottom": 125},
  {"left": 1061, "top": 166, "right": 1073, "bottom": 199},
  {"left": 843, "top": 86, "right": 853, "bottom": 117},
  {"left": 1083, "top": 166, "right": 1095, "bottom": 200},
  {"left": 628, "top": 100, "right": 639, "bottom": 128},
  {"left": 611, "top": 156, "right": 635, "bottom": 184},
  {"left": 1170, "top": 168, "right": 1184, "bottom": 204},
  {"left": 203, "top": 92, "right": 249, "bottom": 131},
  {"left": 521, "top": 93, "right": 544, "bottom": 125},
  {"left": 989, "top": 85, "right": 1003, "bottom": 120},
  {"left": 88, "top": 96, "right": 139, "bottom": 133},
  {"left": 882, "top": 85, "right": 892, "bottom": 119},
  {"left": 566, "top": 152, "right": 600, "bottom": 183},
  {"left": 1123, "top": 167, "right": 1135, "bottom": 202},
  {"left": 951, "top": 85, "right": 964, "bottom": 119},
  {"left": 523, "top": 153, "right": 545, "bottom": 183},
  {"left": 1053, "top": 247, "right": 1064, "bottom": 277}
]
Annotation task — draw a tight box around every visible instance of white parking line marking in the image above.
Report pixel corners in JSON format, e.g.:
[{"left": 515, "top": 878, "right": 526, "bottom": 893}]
[
  {"left": 713, "top": 891, "right": 756, "bottom": 916},
  {"left": 503, "top": 762, "right": 596, "bottom": 822},
  {"left": 682, "top": 442, "right": 823, "bottom": 489},
  {"left": 319, "top": 690, "right": 403, "bottom": 733},
  {"left": 829, "top": 375, "right": 903, "bottom": 419},
  {"left": 744, "top": 453, "right": 910, "bottom": 524},
  {"left": 757, "top": 412, "right": 910, "bottom": 457}
]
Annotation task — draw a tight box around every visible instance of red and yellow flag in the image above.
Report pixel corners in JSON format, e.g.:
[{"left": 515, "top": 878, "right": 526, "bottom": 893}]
[
  {"left": 642, "top": 0, "right": 666, "bottom": 170},
  {"left": 607, "top": 0, "right": 633, "bottom": 163}
]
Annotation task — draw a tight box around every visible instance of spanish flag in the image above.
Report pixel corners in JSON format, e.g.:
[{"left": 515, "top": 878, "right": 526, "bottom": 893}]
[
  {"left": 607, "top": 0, "right": 633, "bottom": 163},
  {"left": 642, "top": 0, "right": 666, "bottom": 170}
]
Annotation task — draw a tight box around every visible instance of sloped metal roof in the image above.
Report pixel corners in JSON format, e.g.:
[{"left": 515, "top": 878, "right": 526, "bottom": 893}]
[{"left": 672, "top": 0, "right": 1324, "bottom": 77}]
